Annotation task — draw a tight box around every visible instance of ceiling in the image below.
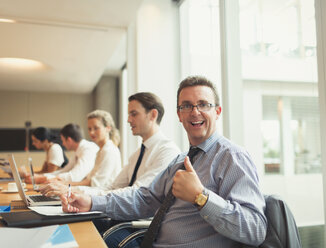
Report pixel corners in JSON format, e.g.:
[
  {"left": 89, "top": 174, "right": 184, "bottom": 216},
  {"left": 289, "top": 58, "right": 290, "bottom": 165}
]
[{"left": 0, "top": 0, "right": 143, "bottom": 93}]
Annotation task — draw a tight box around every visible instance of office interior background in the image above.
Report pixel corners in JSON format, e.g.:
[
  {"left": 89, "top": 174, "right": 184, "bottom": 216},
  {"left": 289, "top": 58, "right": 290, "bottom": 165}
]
[{"left": 0, "top": 0, "right": 326, "bottom": 247}]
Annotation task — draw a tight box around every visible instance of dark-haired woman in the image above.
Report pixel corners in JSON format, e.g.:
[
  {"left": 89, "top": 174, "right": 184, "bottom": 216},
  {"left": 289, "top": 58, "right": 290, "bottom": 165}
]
[{"left": 31, "top": 127, "right": 66, "bottom": 173}]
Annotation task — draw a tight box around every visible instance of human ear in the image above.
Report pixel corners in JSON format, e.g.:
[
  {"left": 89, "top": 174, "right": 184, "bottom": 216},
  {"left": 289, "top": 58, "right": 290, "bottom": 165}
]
[
  {"left": 216, "top": 106, "right": 222, "bottom": 119},
  {"left": 150, "top": 109, "right": 158, "bottom": 122},
  {"left": 177, "top": 110, "right": 182, "bottom": 122}
]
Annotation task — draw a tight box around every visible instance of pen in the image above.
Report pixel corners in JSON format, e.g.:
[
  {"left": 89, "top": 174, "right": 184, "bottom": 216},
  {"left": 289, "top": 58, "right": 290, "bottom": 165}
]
[
  {"left": 67, "top": 184, "right": 71, "bottom": 210},
  {"left": 68, "top": 184, "right": 71, "bottom": 198}
]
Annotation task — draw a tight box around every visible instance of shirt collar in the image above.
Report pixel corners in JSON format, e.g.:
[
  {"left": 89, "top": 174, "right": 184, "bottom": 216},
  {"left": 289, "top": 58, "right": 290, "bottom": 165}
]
[
  {"left": 99, "top": 139, "right": 113, "bottom": 151},
  {"left": 190, "top": 131, "right": 221, "bottom": 153},
  {"left": 76, "top": 139, "right": 85, "bottom": 153},
  {"left": 143, "top": 129, "right": 163, "bottom": 149}
]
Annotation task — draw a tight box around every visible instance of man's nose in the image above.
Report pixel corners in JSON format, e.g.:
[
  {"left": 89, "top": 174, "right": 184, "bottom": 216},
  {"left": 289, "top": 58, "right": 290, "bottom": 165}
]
[{"left": 190, "top": 105, "right": 201, "bottom": 114}]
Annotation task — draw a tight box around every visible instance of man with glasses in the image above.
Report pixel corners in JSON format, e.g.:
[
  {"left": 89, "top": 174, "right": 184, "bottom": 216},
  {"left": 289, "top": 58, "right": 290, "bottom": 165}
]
[{"left": 61, "top": 76, "right": 267, "bottom": 247}]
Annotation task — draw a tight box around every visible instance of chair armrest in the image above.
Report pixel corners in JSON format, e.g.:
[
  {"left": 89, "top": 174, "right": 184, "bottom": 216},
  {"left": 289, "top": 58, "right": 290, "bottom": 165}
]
[
  {"left": 102, "top": 219, "right": 152, "bottom": 240},
  {"left": 118, "top": 229, "right": 148, "bottom": 248},
  {"left": 102, "top": 222, "right": 133, "bottom": 240},
  {"left": 131, "top": 220, "right": 151, "bottom": 228}
]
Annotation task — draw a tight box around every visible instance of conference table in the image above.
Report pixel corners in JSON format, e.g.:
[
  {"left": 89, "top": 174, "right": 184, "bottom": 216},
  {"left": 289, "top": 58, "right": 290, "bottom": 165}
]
[{"left": 0, "top": 179, "right": 107, "bottom": 248}]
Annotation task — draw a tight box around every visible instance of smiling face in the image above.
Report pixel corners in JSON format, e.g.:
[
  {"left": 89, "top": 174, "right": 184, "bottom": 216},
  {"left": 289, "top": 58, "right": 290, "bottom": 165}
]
[
  {"left": 127, "top": 100, "right": 155, "bottom": 141},
  {"left": 177, "top": 85, "right": 222, "bottom": 146}
]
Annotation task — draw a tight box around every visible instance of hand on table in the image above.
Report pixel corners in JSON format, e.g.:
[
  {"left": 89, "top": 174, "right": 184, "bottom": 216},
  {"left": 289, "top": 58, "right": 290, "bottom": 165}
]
[
  {"left": 39, "top": 182, "right": 69, "bottom": 197},
  {"left": 60, "top": 192, "right": 92, "bottom": 213}
]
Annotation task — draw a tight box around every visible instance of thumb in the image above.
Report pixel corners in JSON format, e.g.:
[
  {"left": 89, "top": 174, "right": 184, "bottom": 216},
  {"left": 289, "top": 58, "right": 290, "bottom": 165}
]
[
  {"left": 66, "top": 190, "right": 73, "bottom": 199},
  {"left": 68, "top": 192, "right": 76, "bottom": 203},
  {"left": 184, "top": 156, "right": 195, "bottom": 172}
]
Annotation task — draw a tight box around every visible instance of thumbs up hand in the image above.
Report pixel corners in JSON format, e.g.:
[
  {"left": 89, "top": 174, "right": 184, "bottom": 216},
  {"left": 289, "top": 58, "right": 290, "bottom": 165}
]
[{"left": 172, "top": 156, "right": 204, "bottom": 203}]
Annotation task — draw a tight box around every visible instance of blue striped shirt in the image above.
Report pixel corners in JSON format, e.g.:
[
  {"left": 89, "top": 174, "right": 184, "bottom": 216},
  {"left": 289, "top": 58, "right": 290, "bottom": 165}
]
[{"left": 91, "top": 131, "right": 267, "bottom": 247}]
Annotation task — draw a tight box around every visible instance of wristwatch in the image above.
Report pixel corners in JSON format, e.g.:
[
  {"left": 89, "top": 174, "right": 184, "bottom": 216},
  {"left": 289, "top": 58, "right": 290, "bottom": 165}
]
[{"left": 194, "top": 189, "right": 208, "bottom": 209}]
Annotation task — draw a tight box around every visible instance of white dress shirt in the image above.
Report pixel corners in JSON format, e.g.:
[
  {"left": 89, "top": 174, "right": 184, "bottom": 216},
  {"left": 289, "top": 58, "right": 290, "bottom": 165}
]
[
  {"left": 46, "top": 139, "right": 99, "bottom": 182},
  {"left": 79, "top": 130, "right": 180, "bottom": 195},
  {"left": 85, "top": 139, "right": 122, "bottom": 188},
  {"left": 46, "top": 143, "right": 64, "bottom": 168}
]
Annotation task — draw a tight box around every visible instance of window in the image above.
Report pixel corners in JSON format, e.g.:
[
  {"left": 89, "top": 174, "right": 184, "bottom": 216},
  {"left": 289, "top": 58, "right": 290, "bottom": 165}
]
[
  {"left": 240, "top": 0, "right": 323, "bottom": 246},
  {"left": 262, "top": 96, "right": 321, "bottom": 174},
  {"left": 180, "top": 0, "right": 324, "bottom": 246}
]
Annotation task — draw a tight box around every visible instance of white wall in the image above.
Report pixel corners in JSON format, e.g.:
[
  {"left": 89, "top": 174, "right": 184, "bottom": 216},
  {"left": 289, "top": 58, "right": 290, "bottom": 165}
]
[
  {"left": 0, "top": 90, "right": 92, "bottom": 132},
  {"left": 93, "top": 75, "right": 119, "bottom": 127},
  {"left": 136, "top": 0, "right": 182, "bottom": 149},
  {"left": 124, "top": 0, "right": 184, "bottom": 160},
  {"left": 0, "top": 90, "right": 92, "bottom": 166}
]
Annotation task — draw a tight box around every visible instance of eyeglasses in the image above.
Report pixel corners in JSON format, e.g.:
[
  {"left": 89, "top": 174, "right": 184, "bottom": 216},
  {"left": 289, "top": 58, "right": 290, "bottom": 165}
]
[{"left": 177, "top": 103, "right": 217, "bottom": 113}]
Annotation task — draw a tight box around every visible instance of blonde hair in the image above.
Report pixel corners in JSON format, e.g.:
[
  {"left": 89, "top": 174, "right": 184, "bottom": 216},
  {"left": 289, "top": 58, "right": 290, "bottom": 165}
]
[{"left": 87, "top": 110, "right": 120, "bottom": 146}]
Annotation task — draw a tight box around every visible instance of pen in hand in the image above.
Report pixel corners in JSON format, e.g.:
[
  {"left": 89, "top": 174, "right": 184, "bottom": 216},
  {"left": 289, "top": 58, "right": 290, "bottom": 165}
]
[{"left": 67, "top": 184, "right": 71, "bottom": 209}]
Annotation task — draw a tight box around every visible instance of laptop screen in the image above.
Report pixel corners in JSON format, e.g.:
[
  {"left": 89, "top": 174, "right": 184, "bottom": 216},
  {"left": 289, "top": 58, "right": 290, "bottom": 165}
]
[
  {"left": 28, "top": 157, "right": 37, "bottom": 190},
  {"left": 8, "top": 154, "right": 29, "bottom": 205}
]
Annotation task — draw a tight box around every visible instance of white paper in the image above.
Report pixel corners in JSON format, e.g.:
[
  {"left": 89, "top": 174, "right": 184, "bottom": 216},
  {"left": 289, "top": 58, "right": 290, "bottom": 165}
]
[
  {"left": 0, "top": 225, "right": 58, "bottom": 248},
  {"left": 29, "top": 206, "right": 102, "bottom": 216}
]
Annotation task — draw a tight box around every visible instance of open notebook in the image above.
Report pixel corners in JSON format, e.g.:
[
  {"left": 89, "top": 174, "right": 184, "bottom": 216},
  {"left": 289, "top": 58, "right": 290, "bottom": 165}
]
[{"left": 8, "top": 154, "right": 61, "bottom": 206}]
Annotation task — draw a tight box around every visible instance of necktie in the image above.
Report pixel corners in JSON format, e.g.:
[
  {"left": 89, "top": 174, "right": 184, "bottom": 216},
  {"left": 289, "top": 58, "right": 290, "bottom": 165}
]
[
  {"left": 140, "top": 147, "right": 201, "bottom": 248},
  {"left": 129, "top": 144, "right": 146, "bottom": 186}
]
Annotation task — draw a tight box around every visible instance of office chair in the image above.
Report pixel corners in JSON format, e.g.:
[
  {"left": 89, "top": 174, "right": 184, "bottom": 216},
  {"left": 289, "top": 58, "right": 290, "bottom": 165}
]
[
  {"left": 257, "top": 195, "right": 302, "bottom": 248},
  {"left": 105, "top": 195, "right": 302, "bottom": 248},
  {"left": 102, "top": 219, "right": 151, "bottom": 248}
]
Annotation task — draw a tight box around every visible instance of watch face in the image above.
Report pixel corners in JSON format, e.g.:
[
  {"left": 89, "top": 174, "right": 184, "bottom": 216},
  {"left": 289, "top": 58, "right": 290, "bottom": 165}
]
[{"left": 196, "top": 194, "right": 208, "bottom": 206}]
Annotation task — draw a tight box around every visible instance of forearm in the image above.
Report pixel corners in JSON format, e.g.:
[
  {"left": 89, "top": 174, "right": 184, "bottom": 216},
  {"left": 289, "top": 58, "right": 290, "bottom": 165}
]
[
  {"left": 36, "top": 162, "right": 48, "bottom": 173},
  {"left": 71, "top": 178, "right": 91, "bottom": 186},
  {"left": 76, "top": 185, "right": 107, "bottom": 196},
  {"left": 91, "top": 187, "right": 160, "bottom": 220},
  {"left": 46, "top": 163, "right": 59, "bottom": 172},
  {"left": 58, "top": 166, "right": 89, "bottom": 182}
]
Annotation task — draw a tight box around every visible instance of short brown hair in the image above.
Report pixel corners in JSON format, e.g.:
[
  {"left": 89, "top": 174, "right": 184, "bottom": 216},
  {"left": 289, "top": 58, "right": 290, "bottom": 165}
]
[
  {"left": 60, "top": 123, "right": 83, "bottom": 142},
  {"left": 128, "top": 92, "right": 164, "bottom": 124},
  {"left": 177, "top": 76, "right": 220, "bottom": 106}
]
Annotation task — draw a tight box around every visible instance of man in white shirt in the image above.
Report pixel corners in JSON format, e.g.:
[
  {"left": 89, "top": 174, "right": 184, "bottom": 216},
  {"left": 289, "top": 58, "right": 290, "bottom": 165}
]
[
  {"left": 41, "top": 93, "right": 179, "bottom": 196},
  {"left": 31, "top": 123, "right": 98, "bottom": 184},
  {"left": 76, "top": 92, "right": 180, "bottom": 196}
]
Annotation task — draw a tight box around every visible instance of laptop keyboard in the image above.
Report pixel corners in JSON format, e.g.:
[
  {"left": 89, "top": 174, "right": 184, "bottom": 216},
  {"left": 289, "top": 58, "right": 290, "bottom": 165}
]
[{"left": 29, "top": 195, "right": 59, "bottom": 202}]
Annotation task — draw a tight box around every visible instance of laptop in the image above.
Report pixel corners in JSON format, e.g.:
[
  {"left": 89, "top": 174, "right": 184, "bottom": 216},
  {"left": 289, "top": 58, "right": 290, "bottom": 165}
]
[
  {"left": 28, "top": 157, "right": 39, "bottom": 191},
  {"left": 8, "top": 154, "right": 61, "bottom": 206}
]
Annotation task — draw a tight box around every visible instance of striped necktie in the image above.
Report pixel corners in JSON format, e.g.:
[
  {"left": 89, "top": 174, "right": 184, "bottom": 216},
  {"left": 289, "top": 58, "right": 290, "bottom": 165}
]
[{"left": 140, "top": 146, "right": 201, "bottom": 248}]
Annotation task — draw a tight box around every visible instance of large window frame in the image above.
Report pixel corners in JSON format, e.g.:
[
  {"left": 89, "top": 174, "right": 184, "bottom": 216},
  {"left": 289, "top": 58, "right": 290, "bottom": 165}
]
[{"left": 315, "top": 0, "right": 326, "bottom": 240}]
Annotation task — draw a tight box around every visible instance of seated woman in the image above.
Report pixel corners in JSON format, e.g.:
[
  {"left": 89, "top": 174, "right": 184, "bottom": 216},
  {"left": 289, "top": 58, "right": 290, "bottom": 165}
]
[
  {"left": 31, "top": 127, "right": 68, "bottom": 173},
  {"left": 40, "top": 110, "right": 122, "bottom": 194}
]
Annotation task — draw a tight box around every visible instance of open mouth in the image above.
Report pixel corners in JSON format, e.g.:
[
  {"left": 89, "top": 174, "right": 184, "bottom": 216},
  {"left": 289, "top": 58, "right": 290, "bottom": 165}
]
[{"left": 191, "top": 121, "right": 204, "bottom": 127}]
